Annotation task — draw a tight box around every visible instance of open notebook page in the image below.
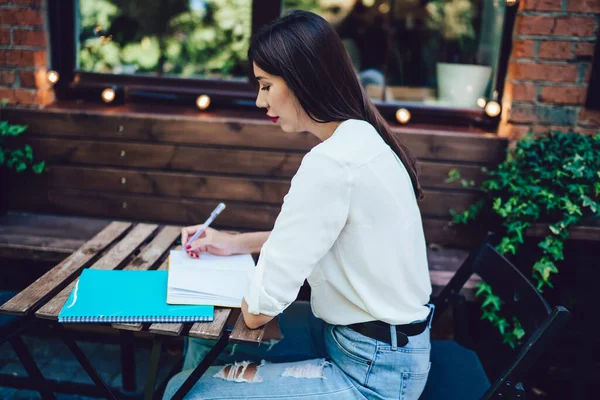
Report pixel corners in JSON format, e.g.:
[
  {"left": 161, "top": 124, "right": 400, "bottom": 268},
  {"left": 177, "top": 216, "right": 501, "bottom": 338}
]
[{"left": 167, "top": 250, "right": 255, "bottom": 307}]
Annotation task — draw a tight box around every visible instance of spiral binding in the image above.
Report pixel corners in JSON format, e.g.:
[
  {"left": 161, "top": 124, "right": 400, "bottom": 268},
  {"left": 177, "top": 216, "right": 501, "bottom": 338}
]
[{"left": 58, "top": 315, "right": 212, "bottom": 323}]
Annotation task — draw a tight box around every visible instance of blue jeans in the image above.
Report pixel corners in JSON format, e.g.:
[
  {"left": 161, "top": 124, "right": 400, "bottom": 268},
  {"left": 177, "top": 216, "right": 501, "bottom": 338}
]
[{"left": 163, "top": 302, "right": 432, "bottom": 399}]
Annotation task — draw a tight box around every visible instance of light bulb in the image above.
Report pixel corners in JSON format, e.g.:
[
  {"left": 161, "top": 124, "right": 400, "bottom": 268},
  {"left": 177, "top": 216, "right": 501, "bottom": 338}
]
[
  {"left": 485, "top": 101, "right": 501, "bottom": 117},
  {"left": 47, "top": 70, "right": 59, "bottom": 84},
  {"left": 506, "top": 0, "right": 518, "bottom": 6},
  {"left": 362, "top": 0, "right": 375, "bottom": 7},
  {"left": 102, "top": 88, "right": 116, "bottom": 103},
  {"left": 477, "top": 97, "right": 487, "bottom": 108},
  {"left": 395, "top": 108, "right": 411, "bottom": 124},
  {"left": 196, "top": 95, "right": 211, "bottom": 110},
  {"left": 378, "top": 3, "right": 390, "bottom": 14}
]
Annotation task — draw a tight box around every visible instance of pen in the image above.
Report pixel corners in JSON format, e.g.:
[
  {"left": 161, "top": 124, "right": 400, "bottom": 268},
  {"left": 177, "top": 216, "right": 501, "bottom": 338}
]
[{"left": 183, "top": 202, "right": 226, "bottom": 250}]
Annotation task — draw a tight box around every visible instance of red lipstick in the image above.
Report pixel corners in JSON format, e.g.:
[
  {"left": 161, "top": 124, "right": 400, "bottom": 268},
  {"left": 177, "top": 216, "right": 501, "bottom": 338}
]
[{"left": 268, "top": 115, "right": 279, "bottom": 123}]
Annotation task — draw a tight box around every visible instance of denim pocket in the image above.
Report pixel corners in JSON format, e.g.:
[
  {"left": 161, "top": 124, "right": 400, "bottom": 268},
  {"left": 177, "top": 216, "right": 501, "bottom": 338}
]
[
  {"left": 400, "top": 362, "right": 431, "bottom": 400},
  {"left": 329, "top": 326, "right": 374, "bottom": 365}
]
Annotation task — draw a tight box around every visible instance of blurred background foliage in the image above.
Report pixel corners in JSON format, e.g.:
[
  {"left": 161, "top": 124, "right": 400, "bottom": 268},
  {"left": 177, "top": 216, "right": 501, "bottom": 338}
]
[{"left": 78, "top": 0, "right": 252, "bottom": 79}]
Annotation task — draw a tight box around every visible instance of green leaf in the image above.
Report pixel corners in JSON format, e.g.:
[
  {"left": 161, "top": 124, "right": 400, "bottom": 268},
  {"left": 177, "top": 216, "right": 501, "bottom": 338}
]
[
  {"left": 482, "top": 294, "right": 502, "bottom": 311},
  {"left": 24, "top": 145, "right": 33, "bottom": 161},
  {"left": 32, "top": 161, "right": 45, "bottom": 174},
  {"left": 445, "top": 169, "right": 461, "bottom": 183},
  {"left": 581, "top": 195, "right": 598, "bottom": 213},
  {"left": 15, "top": 161, "right": 27, "bottom": 172},
  {"left": 7, "top": 124, "right": 27, "bottom": 136},
  {"left": 475, "top": 282, "right": 492, "bottom": 297}
]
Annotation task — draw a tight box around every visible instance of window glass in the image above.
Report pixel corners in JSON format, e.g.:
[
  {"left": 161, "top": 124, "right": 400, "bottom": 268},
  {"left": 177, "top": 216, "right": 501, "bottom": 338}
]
[
  {"left": 77, "top": 0, "right": 252, "bottom": 81},
  {"left": 282, "top": 0, "right": 506, "bottom": 109}
]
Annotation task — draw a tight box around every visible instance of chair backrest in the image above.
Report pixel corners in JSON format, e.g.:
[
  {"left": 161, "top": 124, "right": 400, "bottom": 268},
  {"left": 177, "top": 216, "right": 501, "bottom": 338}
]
[{"left": 432, "top": 233, "right": 571, "bottom": 399}]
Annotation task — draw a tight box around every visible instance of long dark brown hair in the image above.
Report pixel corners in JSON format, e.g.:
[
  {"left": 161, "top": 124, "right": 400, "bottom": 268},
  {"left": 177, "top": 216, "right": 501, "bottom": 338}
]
[{"left": 248, "top": 10, "right": 423, "bottom": 200}]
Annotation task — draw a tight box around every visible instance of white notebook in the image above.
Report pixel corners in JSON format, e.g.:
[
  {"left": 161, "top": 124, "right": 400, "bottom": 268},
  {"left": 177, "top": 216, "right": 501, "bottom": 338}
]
[{"left": 167, "top": 250, "right": 255, "bottom": 308}]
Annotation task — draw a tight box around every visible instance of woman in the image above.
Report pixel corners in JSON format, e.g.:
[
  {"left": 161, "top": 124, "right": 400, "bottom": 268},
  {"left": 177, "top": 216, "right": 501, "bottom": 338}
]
[{"left": 164, "top": 10, "right": 432, "bottom": 400}]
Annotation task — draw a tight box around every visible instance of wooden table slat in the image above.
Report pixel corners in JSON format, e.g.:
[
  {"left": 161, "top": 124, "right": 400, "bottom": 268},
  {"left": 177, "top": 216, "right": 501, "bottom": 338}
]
[
  {"left": 112, "top": 226, "right": 181, "bottom": 331},
  {"left": 35, "top": 223, "right": 158, "bottom": 320},
  {"left": 148, "top": 322, "right": 185, "bottom": 336},
  {"left": 0, "top": 222, "right": 132, "bottom": 316},
  {"left": 188, "top": 308, "right": 231, "bottom": 340},
  {"left": 229, "top": 313, "right": 265, "bottom": 346}
]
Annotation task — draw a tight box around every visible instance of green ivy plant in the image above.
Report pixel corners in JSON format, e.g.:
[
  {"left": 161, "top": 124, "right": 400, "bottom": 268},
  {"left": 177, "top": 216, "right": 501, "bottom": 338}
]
[
  {"left": 447, "top": 130, "right": 600, "bottom": 347},
  {"left": 0, "top": 100, "right": 45, "bottom": 174}
]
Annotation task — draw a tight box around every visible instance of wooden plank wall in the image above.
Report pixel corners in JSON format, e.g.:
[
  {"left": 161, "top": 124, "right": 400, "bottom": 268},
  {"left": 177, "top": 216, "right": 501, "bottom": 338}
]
[{"left": 4, "top": 107, "right": 507, "bottom": 248}]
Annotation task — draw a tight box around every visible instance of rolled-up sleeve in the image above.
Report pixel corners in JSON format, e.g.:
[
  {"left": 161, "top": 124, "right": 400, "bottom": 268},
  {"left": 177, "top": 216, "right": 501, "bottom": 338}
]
[{"left": 244, "top": 151, "right": 351, "bottom": 316}]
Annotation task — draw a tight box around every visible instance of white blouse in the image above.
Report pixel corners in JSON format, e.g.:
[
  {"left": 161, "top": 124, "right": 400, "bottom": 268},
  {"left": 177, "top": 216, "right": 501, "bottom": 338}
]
[{"left": 244, "top": 119, "right": 432, "bottom": 325}]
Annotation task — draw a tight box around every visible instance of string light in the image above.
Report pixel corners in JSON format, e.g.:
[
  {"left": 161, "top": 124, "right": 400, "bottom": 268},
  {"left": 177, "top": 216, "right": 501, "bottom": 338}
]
[
  {"left": 362, "top": 0, "right": 375, "bottom": 6},
  {"left": 378, "top": 3, "right": 390, "bottom": 14},
  {"left": 196, "top": 95, "right": 211, "bottom": 110},
  {"left": 46, "top": 70, "right": 59, "bottom": 85},
  {"left": 506, "top": 0, "right": 518, "bottom": 6},
  {"left": 395, "top": 108, "right": 411, "bottom": 124},
  {"left": 485, "top": 101, "right": 501, "bottom": 117},
  {"left": 102, "top": 88, "right": 116, "bottom": 103},
  {"left": 476, "top": 97, "right": 487, "bottom": 108}
]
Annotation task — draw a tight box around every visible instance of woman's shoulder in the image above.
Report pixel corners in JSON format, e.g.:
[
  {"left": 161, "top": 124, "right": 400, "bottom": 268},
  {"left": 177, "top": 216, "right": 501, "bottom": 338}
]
[{"left": 310, "top": 119, "right": 386, "bottom": 166}]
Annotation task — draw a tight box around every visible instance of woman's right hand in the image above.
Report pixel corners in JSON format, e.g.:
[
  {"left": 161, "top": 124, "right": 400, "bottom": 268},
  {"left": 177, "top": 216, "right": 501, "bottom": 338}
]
[{"left": 181, "top": 225, "right": 239, "bottom": 258}]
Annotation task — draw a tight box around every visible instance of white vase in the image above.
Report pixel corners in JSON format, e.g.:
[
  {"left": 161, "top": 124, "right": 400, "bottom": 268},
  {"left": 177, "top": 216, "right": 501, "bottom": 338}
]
[{"left": 436, "top": 63, "right": 492, "bottom": 108}]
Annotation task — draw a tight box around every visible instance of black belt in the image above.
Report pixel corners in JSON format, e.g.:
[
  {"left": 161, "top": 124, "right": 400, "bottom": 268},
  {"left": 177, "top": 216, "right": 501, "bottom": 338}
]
[{"left": 347, "top": 310, "right": 432, "bottom": 347}]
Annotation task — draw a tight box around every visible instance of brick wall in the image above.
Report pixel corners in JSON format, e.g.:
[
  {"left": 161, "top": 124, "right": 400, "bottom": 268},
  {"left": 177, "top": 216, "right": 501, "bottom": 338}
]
[
  {"left": 0, "top": 0, "right": 54, "bottom": 107},
  {"left": 500, "top": 0, "right": 600, "bottom": 139}
]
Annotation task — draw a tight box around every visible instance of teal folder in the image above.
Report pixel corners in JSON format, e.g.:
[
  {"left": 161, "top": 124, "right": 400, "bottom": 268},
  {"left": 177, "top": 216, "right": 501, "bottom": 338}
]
[{"left": 58, "top": 269, "right": 214, "bottom": 323}]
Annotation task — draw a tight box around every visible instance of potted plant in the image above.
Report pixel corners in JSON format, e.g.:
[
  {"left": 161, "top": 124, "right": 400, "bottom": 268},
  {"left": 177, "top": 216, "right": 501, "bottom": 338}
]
[
  {"left": 425, "top": 0, "right": 491, "bottom": 107},
  {"left": 0, "top": 101, "right": 46, "bottom": 215},
  {"left": 447, "top": 130, "right": 600, "bottom": 347}
]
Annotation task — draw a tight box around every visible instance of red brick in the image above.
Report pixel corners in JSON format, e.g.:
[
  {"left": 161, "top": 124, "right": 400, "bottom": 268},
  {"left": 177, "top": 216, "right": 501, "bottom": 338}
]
[
  {"left": 532, "top": 125, "right": 571, "bottom": 134},
  {"left": 0, "top": 28, "right": 10, "bottom": 46},
  {"left": 0, "top": 70, "right": 15, "bottom": 86},
  {"left": 575, "top": 42, "right": 595, "bottom": 57},
  {"left": 18, "top": 69, "right": 49, "bottom": 88},
  {"left": 0, "top": 9, "right": 44, "bottom": 27},
  {"left": 512, "top": 83, "right": 537, "bottom": 101},
  {"left": 13, "top": 29, "right": 47, "bottom": 47},
  {"left": 539, "top": 41, "right": 573, "bottom": 60},
  {"left": 510, "top": 103, "right": 538, "bottom": 123},
  {"left": 568, "top": 0, "right": 600, "bottom": 13},
  {"left": 18, "top": 70, "right": 35, "bottom": 87},
  {"left": 13, "top": 0, "right": 45, "bottom": 5},
  {"left": 513, "top": 40, "right": 535, "bottom": 58},
  {"left": 0, "top": 87, "right": 37, "bottom": 106},
  {"left": 554, "top": 17, "right": 597, "bottom": 37},
  {"left": 0, "top": 49, "right": 46, "bottom": 67},
  {"left": 540, "top": 86, "right": 587, "bottom": 104},
  {"left": 522, "top": 0, "right": 562, "bottom": 11},
  {"left": 516, "top": 16, "right": 555, "bottom": 35},
  {"left": 509, "top": 62, "right": 578, "bottom": 82},
  {"left": 578, "top": 109, "right": 600, "bottom": 127},
  {"left": 574, "top": 127, "right": 600, "bottom": 136},
  {"left": 583, "top": 63, "right": 591, "bottom": 82}
]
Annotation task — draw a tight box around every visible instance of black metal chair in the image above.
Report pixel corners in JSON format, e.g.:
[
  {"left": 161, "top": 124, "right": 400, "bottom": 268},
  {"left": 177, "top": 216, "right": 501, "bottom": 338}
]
[{"left": 421, "top": 234, "right": 571, "bottom": 400}]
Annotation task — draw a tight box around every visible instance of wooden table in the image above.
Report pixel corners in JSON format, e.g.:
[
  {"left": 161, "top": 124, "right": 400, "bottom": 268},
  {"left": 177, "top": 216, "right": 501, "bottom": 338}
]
[{"left": 0, "top": 222, "right": 266, "bottom": 400}]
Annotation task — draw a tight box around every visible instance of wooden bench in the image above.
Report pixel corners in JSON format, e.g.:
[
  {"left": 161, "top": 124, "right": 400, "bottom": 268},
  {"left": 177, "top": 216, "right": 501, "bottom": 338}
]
[{"left": 0, "top": 221, "right": 269, "bottom": 399}]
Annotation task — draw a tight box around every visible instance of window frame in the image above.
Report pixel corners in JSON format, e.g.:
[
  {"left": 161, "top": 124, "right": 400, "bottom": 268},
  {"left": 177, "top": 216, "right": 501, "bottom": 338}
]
[{"left": 48, "top": 0, "right": 518, "bottom": 129}]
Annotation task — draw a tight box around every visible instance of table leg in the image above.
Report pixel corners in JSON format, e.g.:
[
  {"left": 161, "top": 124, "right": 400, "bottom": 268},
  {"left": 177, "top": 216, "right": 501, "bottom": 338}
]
[
  {"left": 144, "top": 335, "right": 163, "bottom": 400},
  {"left": 9, "top": 335, "right": 57, "bottom": 400},
  {"left": 171, "top": 332, "right": 230, "bottom": 400},
  {"left": 54, "top": 323, "right": 117, "bottom": 400},
  {"left": 119, "top": 330, "right": 137, "bottom": 394}
]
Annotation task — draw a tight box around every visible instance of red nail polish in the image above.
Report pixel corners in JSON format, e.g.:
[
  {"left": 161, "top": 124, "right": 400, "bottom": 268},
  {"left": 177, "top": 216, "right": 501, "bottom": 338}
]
[{"left": 185, "top": 245, "right": 191, "bottom": 250}]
